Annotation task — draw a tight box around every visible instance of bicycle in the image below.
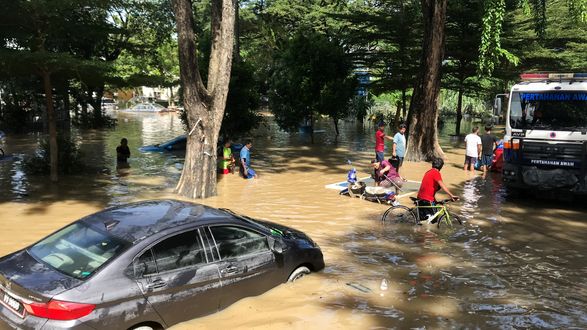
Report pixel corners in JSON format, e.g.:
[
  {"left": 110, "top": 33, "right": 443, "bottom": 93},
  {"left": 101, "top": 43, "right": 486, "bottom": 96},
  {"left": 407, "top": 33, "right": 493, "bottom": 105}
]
[{"left": 381, "top": 197, "right": 462, "bottom": 228}]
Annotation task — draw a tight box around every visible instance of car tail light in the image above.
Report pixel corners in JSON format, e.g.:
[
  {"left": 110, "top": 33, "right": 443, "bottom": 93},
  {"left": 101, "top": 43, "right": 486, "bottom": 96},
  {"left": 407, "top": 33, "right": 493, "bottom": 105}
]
[{"left": 24, "top": 299, "right": 95, "bottom": 320}]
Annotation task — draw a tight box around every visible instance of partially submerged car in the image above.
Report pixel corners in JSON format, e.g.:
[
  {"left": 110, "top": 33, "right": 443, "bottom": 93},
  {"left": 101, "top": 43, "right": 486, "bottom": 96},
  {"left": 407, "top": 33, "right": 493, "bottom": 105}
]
[
  {"left": 127, "top": 103, "right": 169, "bottom": 113},
  {"left": 139, "top": 136, "right": 244, "bottom": 155},
  {"left": 139, "top": 135, "right": 187, "bottom": 152},
  {"left": 0, "top": 200, "right": 324, "bottom": 329}
]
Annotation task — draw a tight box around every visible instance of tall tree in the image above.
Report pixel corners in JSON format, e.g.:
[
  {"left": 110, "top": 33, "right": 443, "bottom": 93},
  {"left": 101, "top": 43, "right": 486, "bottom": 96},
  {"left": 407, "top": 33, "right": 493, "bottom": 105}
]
[
  {"left": 405, "top": 0, "right": 448, "bottom": 161},
  {"left": 443, "top": 0, "right": 485, "bottom": 136},
  {"left": 172, "top": 0, "right": 236, "bottom": 199}
]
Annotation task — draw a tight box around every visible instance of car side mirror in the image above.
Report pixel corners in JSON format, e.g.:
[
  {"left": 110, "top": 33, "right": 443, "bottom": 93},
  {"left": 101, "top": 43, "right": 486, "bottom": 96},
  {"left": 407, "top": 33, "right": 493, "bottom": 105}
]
[
  {"left": 267, "top": 236, "right": 284, "bottom": 254},
  {"left": 128, "top": 263, "right": 142, "bottom": 278}
]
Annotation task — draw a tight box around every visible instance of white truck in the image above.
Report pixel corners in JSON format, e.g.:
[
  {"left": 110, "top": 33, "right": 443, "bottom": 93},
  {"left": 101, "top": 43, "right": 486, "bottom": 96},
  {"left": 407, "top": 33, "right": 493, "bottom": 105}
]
[{"left": 500, "top": 73, "right": 587, "bottom": 195}]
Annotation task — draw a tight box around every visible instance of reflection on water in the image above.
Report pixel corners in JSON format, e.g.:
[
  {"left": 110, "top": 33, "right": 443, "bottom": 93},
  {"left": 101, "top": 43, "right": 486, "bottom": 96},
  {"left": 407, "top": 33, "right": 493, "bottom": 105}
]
[{"left": 1, "top": 114, "right": 586, "bottom": 328}]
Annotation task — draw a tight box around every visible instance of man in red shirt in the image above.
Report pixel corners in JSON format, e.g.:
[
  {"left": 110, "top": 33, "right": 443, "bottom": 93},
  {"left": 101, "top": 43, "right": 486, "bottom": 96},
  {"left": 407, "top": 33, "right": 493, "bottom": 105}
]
[
  {"left": 375, "top": 122, "right": 393, "bottom": 162},
  {"left": 417, "top": 158, "right": 458, "bottom": 221}
]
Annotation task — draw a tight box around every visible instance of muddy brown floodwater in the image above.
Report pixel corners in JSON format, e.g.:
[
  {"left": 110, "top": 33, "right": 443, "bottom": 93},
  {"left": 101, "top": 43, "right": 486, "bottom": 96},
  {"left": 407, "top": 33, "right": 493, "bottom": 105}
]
[{"left": 1, "top": 113, "right": 586, "bottom": 329}]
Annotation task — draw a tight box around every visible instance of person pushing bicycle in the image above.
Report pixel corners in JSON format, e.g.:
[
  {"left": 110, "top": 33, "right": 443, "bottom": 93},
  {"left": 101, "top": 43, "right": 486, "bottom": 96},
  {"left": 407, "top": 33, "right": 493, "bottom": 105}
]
[{"left": 416, "top": 158, "right": 459, "bottom": 221}]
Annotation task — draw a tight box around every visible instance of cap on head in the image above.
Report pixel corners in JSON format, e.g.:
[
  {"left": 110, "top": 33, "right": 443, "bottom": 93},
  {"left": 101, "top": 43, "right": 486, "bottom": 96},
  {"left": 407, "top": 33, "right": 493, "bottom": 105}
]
[
  {"left": 399, "top": 123, "right": 407, "bottom": 129},
  {"left": 378, "top": 121, "right": 385, "bottom": 128}
]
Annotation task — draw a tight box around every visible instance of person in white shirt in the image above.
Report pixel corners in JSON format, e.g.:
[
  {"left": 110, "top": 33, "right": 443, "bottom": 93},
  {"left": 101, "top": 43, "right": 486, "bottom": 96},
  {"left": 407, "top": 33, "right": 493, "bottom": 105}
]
[{"left": 464, "top": 126, "right": 481, "bottom": 171}]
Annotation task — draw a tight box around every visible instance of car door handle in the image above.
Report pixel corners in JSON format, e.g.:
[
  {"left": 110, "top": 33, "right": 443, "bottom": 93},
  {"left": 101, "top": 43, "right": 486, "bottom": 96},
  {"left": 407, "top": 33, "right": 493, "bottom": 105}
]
[
  {"left": 220, "top": 266, "right": 238, "bottom": 275},
  {"left": 145, "top": 278, "right": 166, "bottom": 289}
]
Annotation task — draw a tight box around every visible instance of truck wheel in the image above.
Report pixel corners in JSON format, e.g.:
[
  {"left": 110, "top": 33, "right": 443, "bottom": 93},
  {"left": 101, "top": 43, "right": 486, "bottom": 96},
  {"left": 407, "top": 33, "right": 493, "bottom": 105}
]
[{"left": 506, "top": 187, "right": 522, "bottom": 198}]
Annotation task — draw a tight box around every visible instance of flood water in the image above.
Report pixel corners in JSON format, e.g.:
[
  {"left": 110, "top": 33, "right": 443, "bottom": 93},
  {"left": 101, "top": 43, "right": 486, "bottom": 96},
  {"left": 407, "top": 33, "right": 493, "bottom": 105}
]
[{"left": 1, "top": 113, "right": 586, "bottom": 329}]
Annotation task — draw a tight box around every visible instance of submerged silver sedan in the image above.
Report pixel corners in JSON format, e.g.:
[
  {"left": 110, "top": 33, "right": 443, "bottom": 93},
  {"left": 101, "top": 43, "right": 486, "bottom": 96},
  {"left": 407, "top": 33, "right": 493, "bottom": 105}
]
[{"left": 0, "top": 200, "right": 324, "bottom": 329}]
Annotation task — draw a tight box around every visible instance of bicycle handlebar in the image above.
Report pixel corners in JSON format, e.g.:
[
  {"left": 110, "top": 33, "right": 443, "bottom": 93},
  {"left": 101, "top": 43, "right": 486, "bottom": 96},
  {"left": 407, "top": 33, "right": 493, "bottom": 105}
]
[{"left": 438, "top": 197, "right": 459, "bottom": 204}]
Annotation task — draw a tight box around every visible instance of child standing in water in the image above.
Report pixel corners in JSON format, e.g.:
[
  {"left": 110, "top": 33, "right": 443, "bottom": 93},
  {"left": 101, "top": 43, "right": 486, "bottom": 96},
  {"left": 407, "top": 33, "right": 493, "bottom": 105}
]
[{"left": 116, "top": 138, "right": 131, "bottom": 163}]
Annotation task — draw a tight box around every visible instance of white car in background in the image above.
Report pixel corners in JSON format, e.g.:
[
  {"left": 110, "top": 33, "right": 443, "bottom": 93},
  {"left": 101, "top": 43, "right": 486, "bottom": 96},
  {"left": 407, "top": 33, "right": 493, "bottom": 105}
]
[
  {"left": 127, "top": 103, "right": 170, "bottom": 113},
  {"left": 101, "top": 98, "right": 118, "bottom": 110}
]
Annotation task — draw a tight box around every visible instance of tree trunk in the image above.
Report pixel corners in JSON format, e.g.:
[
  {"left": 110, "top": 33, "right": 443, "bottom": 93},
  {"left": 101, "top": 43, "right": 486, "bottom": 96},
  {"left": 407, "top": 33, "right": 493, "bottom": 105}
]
[
  {"left": 173, "top": 0, "right": 235, "bottom": 199},
  {"left": 235, "top": 0, "right": 241, "bottom": 62},
  {"left": 90, "top": 86, "right": 104, "bottom": 125},
  {"left": 394, "top": 102, "right": 402, "bottom": 128},
  {"left": 401, "top": 88, "right": 407, "bottom": 121},
  {"left": 42, "top": 69, "right": 58, "bottom": 182},
  {"left": 405, "top": 0, "right": 447, "bottom": 162},
  {"left": 455, "top": 87, "right": 463, "bottom": 136}
]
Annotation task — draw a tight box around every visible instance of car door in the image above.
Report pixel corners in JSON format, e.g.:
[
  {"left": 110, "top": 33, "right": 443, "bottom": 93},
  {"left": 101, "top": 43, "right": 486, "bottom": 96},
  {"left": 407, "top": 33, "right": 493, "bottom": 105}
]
[
  {"left": 133, "top": 229, "right": 222, "bottom": 326},
  {"left": 205, "top": 225, "right": 280, "bottom": 309}
]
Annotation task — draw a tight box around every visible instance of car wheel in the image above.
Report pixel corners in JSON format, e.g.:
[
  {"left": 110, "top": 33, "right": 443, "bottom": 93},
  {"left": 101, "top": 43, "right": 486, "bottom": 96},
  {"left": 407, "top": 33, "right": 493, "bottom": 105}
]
[
  {"left": 288, "top": 266, "right": 311, "bottom": 282},
  {"left": 131, "top": 324, "right": 162, "bottom": 330}
]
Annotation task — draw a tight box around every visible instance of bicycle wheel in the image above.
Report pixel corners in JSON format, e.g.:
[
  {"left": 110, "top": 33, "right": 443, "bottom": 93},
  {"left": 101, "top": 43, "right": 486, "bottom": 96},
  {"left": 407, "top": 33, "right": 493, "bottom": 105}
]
[
  {"left": 382, "top": 205, "right": 417, "bottom": 224},
  {"left": 437, "top": 213, "right": 462, "bottom": 228}
]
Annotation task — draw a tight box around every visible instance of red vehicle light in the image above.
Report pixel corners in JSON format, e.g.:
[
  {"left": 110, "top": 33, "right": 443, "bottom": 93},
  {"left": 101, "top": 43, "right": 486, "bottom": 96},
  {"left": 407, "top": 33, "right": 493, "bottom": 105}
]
[
  {"left": 23, "top": 299, "right": 95, "bottom": 321},
  {"left": 520, "top": 73, "right": 548, "bottom": 80}
]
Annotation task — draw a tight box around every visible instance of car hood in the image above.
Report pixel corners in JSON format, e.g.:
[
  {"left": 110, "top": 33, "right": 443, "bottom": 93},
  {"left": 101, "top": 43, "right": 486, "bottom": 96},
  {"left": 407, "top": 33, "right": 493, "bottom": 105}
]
[{"left": 0, "top": 250, "right": 81, "bottom": 302}]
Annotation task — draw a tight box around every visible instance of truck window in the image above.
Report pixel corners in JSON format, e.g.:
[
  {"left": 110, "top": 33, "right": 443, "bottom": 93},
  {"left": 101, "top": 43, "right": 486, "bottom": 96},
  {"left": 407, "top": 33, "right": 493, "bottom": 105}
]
[{"left": 510, "top": 91, "right": 587, "bottom": 130}]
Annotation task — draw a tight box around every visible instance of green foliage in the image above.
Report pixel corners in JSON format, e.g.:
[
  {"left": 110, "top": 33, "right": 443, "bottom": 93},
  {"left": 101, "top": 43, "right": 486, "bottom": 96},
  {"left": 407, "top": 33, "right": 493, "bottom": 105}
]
[
  {"left": 220, "top": 60, "right": 263, "bottom": 139},
  {"left": 24, "top": 135, "right": 84, "bottom": 174},
  {"left": 439, "top": 90, "right": 490, "bottom": 117},
  {"left": 500, "top": 0, "right": 587, "bottom": 72},
  {"left": 269, "top": 31, "right": 356, "bottom": 131},
  {"left": 479, "top": 0, "right": 519, "bottom": 74},
  {"left": 567, "top": 0, "right": 587, "bottom": 22},
  {"left": 349, "top": 95, "right": 374, "bottom": 122},
  {"left": 481, "top": 0, "right": 587, "bottom": 75},
  {"left": 336, "top": 0, "right": 421, "bottom": 106},
  {"left": 368, "top": 92, "right": 405, "bottom": 123}
]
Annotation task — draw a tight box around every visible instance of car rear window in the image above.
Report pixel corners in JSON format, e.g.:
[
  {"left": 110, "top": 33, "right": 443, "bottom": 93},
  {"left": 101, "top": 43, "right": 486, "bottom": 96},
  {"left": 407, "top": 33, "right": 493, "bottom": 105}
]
[{"left": 28, "top": 223, "right": 130, "bottom": 279}]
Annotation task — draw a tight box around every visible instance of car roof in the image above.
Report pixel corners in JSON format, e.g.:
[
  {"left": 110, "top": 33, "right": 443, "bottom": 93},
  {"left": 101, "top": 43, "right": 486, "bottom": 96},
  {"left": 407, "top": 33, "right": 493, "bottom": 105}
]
[
  {"left": 161, "top": 135, "right": 187, "bottom": 147},
  {"left": 81, "top": 200, "right": 231, "bottom": 243}
]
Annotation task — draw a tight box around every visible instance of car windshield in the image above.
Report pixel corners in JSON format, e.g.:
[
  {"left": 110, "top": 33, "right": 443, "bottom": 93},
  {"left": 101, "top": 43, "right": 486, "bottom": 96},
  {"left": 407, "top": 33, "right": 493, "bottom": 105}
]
[
  {"left": 220, "top": 208, "right": 285, "bottom": 236},
  {"left": 28, "top": 223, "right": 130, "bottom": 280},
  {"left": 510, "top": 91, "right": 587, "bottom": 130}
]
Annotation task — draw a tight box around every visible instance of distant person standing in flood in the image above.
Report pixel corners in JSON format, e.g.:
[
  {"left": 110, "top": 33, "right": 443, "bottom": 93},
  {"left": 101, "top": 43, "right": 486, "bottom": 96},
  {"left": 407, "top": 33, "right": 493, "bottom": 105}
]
[
  {"left": 464, "top": 127, "right": 481, "bottom": 171},
  {"left": 480, "top": 125, "right": 499, "bottom": 173},
  {"left": 375, "top": 121, "right": 393, "bottom": 162},
  {"left": 220, "top": 140, "right": 235, "bottom": 174},
  {"left": 240, "top": 140, "right": 257, "bottom": 179},
  {"left": 392, "top": 123, "right": 407, "bottom": 176},
  {"left": 116, "top": 138, "right": 131, "bottom": 163}
]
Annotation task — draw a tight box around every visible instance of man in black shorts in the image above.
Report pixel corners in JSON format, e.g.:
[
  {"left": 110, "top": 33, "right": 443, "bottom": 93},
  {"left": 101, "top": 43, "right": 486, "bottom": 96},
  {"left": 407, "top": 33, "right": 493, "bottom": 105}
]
[{"left": 480, "top": 125, "right": 499, "bottom": 173}]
